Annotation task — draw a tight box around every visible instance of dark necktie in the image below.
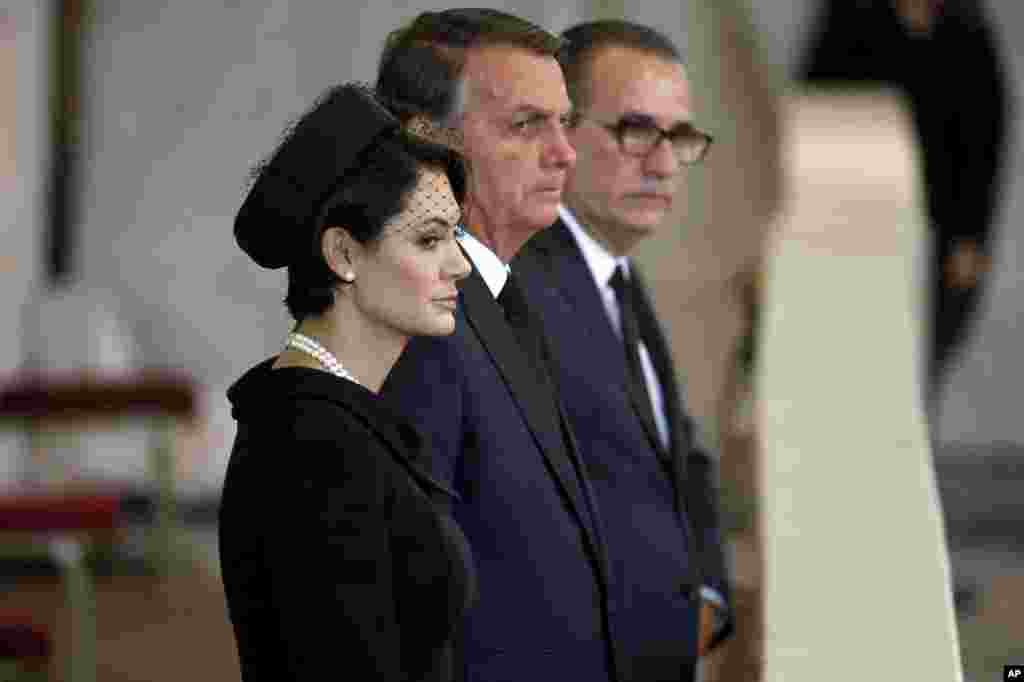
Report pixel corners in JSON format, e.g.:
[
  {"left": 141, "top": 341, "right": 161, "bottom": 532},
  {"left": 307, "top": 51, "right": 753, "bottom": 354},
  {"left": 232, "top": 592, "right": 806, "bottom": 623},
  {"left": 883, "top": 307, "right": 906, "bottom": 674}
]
[
  {"left": 609, "top": 265, "right": 660, "bottom": 447},
  {"left": 497, "top": 272, "right": 548, "bottom": 381},
  {"left": 497, "top": 271, "right": 529, "bottom": 331}
]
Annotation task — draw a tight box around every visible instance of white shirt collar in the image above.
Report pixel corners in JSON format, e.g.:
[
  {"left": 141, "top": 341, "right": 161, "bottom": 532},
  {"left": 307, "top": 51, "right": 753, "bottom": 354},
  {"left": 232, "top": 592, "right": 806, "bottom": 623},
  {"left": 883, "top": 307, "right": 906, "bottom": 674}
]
[
  {"left": 558, "top": 204, "right": 630, "bottom": 291},
  {"left": 457, "top": 228, "right": 509, "bottom": 299}
]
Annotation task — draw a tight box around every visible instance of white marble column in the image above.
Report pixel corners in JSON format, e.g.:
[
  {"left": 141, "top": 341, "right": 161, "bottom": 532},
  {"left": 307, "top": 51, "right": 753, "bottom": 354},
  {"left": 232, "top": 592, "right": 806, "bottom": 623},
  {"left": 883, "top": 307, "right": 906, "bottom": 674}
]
[{"left": 759, "top": 90, "right": 962, "bottom": 681}]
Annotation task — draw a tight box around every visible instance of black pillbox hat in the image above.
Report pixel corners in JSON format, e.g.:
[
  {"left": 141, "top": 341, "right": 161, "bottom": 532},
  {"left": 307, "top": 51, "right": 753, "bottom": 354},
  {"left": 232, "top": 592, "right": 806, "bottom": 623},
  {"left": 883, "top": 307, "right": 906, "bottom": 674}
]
[{"left": 234, "top": 84, "right": 400, "bottom": 269}]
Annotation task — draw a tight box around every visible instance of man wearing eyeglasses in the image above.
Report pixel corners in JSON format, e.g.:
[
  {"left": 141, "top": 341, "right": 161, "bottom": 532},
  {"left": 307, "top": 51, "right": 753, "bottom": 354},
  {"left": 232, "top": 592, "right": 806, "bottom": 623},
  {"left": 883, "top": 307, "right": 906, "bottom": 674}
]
[{"left": 515, "top": 20, "right": 733, "bottom": 682}]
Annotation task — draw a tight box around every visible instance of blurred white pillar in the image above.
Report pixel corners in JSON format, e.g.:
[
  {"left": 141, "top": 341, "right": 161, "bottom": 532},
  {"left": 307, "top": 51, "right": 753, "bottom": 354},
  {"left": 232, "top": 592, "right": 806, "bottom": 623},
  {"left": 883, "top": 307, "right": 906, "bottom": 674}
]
[
  {"left": 636, "top": 0, "right": 783, "bottom": 443},
  {"left": 758, "top": 90, "right": 961, "bottom": 681}
]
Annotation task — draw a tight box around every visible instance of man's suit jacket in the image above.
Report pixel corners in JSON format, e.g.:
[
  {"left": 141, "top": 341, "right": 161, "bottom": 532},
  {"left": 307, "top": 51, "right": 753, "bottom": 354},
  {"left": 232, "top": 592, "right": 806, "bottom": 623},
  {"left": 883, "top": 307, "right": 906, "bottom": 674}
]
[
  {"left": 514, "top": 219, "right": 733, "bottom": 682},
  {"left": 382, "top": 263, "right": 619, "bottom": 682}
]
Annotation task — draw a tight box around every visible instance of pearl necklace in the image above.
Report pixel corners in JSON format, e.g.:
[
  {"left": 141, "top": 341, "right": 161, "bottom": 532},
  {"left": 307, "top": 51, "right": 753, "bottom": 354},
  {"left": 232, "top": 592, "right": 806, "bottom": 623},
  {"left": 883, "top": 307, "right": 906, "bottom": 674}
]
[{"left": 285, "top": 332, "right": 359, "bottom": 385}]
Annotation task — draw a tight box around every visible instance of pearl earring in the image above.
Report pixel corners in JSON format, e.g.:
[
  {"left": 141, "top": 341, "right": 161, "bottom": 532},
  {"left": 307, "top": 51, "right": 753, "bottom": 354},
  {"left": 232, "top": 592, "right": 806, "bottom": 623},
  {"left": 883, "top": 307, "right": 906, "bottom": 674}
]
[{"left": 342, "top": 271, "right": 356, "bottom": 283}]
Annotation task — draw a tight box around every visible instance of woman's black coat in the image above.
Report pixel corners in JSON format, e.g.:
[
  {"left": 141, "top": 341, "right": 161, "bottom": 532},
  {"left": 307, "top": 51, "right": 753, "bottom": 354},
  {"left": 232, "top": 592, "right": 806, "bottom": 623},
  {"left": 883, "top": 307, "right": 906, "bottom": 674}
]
[{"left": 218, "top": 359, "right": 474, "bottom": 681}]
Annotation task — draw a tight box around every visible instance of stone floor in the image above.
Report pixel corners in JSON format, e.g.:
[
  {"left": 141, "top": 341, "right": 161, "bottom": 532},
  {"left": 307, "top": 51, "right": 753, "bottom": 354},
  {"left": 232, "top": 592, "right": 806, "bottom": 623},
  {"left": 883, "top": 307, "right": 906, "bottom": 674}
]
[
  {"left": 3, "top": 510, "right": 1019, "bottom": 681},
  {"left": 937, "top": 447, "right": 1024, "bottom": 681},
  {"left": 2, "top": 527, "right": 238, "bottom": 682}
]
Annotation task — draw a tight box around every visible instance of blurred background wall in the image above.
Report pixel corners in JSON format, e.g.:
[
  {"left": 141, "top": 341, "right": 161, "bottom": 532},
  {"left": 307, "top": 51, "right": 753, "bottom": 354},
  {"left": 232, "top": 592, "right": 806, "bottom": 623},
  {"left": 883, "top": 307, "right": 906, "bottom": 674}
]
[{"left": 5, "top": 0, "right": 1018, "bottom": 488}]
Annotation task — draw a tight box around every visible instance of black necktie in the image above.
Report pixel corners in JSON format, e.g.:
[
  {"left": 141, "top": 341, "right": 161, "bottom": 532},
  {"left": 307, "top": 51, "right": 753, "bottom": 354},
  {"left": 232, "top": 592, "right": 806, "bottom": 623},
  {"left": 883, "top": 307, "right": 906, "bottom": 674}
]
[
  {"left": 498, "top": 272, "right": 547, "bottom": 380},
  {"left": 609, "top": 265, "right": 659, "bottom": 446},
  {"left": 497, "top": 271, "right": 529, "bottom": 331}
]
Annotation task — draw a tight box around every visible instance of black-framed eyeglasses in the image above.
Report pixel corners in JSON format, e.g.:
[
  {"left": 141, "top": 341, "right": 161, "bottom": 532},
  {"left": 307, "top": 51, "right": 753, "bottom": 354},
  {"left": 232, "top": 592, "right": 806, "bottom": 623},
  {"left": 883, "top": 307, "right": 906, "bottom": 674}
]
[{"left": 578, "top": 114, "right": 713, "bottom": 165}]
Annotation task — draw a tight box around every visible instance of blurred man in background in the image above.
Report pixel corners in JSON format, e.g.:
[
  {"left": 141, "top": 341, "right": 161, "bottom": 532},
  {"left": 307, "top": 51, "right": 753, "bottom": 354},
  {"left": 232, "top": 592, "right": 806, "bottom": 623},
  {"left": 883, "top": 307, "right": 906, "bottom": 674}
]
[{"left": 800, "top": 0, "right": 1012, "bottom": 407}]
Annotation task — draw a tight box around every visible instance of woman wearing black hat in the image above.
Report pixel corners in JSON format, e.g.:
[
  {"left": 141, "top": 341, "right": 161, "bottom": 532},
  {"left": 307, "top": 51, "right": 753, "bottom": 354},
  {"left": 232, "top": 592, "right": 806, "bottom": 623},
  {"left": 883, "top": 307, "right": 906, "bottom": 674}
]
[{"left": 218, "top": 84, "right": 474, "bottom": 681}]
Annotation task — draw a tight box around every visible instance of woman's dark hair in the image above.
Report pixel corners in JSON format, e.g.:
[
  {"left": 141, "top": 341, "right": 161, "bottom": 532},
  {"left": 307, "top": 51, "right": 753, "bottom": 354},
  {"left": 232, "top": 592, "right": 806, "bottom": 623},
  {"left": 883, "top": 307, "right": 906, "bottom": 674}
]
[{"left": 284, "top": 131, "right": 464, "bottom": 321}]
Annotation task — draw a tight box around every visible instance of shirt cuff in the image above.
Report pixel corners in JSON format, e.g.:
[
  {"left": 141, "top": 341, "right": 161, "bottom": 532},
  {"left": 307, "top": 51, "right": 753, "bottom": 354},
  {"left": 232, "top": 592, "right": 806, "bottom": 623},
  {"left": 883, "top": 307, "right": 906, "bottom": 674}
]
[{"left": 700, "top": 585, "right": 729, "bottom": 635}]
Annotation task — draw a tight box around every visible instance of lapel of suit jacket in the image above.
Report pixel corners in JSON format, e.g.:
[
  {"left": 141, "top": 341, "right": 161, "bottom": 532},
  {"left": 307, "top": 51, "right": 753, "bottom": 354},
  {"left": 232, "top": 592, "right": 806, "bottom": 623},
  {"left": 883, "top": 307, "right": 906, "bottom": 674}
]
[
  {"left": 532, "top": 221, "right": 624, "bottom": 365},
  {"left": 458, "top": 264, "right": 600, "bottom": 545},
  {"left": 540, "top": 221, "right": 668, "bottom": 461},
  {"left": 534, "top": 224, "right": 703, "bottom": 588},
  {"left": 630, "top": 268, "right": 706, "bottom": 587}
]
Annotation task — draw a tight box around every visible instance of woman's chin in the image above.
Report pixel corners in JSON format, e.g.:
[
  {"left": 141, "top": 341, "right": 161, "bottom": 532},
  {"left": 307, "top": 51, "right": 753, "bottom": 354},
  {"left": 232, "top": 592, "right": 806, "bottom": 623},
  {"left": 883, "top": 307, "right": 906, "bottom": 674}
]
[{"left": 436, "top": 315, "right": 457, "bottom": 336}]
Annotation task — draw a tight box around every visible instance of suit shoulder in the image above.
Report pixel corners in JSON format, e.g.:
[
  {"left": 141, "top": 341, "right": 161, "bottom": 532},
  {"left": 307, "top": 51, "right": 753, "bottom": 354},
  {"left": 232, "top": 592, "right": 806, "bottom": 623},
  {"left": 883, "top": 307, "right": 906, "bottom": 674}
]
[
  {"left": 519, "top": 222, "right": 565, "bottom": 261},
  {"left": 515, "top": 235, "right": 564, "bottom": 293},
  {"left": 381, "top": 331, "right": 466, "bottom": 434},
  {"left": 388, "top": 332, "right": 465, "bottom": 387}
]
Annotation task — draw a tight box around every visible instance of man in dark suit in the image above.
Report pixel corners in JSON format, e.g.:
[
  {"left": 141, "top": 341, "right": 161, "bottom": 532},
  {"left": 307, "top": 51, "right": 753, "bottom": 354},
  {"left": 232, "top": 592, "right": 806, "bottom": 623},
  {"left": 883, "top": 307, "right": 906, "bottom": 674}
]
[
  {"left": 376, "top": 10, "right": 619, "bottom": 682},
  {"left": 513, "top": 21, "right": 733, "bottom": 681}
]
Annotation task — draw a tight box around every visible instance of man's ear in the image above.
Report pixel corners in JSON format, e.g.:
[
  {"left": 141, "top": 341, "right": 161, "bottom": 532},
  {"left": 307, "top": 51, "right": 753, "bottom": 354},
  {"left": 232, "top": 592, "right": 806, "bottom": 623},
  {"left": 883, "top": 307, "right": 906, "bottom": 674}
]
[{"left": 321, "top": 226, "right": 359, "bottom": 283}]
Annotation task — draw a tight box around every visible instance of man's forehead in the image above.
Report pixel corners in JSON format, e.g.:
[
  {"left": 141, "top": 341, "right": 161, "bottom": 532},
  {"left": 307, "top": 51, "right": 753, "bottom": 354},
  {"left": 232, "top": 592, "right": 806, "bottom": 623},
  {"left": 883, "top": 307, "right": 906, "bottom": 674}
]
[
  {"left": 463, "top": 44, "right": 570, "bottom": 113},
  {"left": 587, "top": 46, "right": 690, "bottom": 116}
]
